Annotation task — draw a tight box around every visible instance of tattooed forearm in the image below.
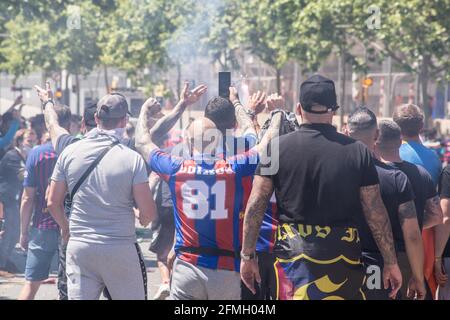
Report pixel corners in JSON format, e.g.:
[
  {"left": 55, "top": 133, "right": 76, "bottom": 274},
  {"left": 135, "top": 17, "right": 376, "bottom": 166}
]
[
  {"left": 44, "top": 102, "right": 69, "bottom": 148},
  {"left": 423, "top": 195, "right": 444, "bottom": 229},
  {"left": 242, "top": 176, "right": 274, "bottom": 253},
  {"left": 360, "top": 184, "right": 398, "bottom": 265},
  {"left": 398, "top": 200, "right": 418, "bottom": 226},
  {"left": 257, "top": 112, "right": 282, "bottom": 154},
  {"left": 234, "top": 101, "right": 257, "bottom": 137},
  {"left": 150, "top": 101, "right": 186, "bottom": 145},
  {"left": 135, "top": 102, "right": 157, "bottom": 160}
]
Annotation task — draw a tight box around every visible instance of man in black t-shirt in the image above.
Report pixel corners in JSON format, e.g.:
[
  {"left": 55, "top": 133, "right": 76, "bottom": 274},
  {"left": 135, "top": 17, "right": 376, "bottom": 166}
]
[
  {"left": 375, "top": 120, "right": 442, "bottom": 231},
  {"left": 437, "top": 166, "right": 450, "bottom": 300},
  {"left": 241, "top": 75, "right": 401, "bottom": 300},
  {"left": 347, "top": 108, "right": 425, "bottom": 300}
]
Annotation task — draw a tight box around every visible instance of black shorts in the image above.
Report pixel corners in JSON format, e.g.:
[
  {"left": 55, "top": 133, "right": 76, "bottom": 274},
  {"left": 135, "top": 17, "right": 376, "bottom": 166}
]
[
  {"left": 273, "top": 223, "right": 365, "bottom": 300},
  {"left": 149, "top": 206, "right": 175, "bottom": 261}
]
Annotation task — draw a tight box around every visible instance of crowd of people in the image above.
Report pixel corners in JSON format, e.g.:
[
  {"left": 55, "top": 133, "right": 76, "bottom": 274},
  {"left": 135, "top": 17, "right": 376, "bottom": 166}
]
[{"left": 0, "top": 74, "right": 449, "bottom": 300}]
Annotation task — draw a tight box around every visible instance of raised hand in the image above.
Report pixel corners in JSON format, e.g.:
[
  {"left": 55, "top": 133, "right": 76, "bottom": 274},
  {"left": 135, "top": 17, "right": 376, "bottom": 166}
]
[
  {"left": 266, "top": 93, "right": 285, "bottom": 112},
  {"left": 247, "top": 91, "right": 267, "bottom": 115},
  {"left": 34, "top": 81, "right": 54, "bottom": 103},
  {"left": 180, "top": 82, "right": 207, "bottom": 107},
  {"left": 229, "top": 86, "right": 240, "bottom": 104}
]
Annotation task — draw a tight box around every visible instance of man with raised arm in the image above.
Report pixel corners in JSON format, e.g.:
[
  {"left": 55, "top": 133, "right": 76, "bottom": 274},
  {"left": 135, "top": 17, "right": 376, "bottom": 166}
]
[{"left": 135, "top": 83, "right": 282, "bottom": 300}]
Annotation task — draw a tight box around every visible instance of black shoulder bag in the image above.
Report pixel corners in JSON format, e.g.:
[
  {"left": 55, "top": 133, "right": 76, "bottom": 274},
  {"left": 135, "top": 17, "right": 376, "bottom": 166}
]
[{"left": 68, "top": 140, "right": 120, "bottom": 207}]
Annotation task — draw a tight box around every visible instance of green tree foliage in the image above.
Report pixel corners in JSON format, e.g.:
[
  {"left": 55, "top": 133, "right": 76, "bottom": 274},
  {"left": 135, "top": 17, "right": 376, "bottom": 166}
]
[
  {"left": 100, "top": 0, "right": 178, "bottom": 85},
  {"left": 352, "top": 0, "right": 450, "bottom": 124}
]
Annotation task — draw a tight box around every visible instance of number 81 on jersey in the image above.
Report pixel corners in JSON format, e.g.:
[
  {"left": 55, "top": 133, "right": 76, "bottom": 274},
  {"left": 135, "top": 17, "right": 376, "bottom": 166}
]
[{"left": 181, "top": 180, "right": 228, "bottom": 220}]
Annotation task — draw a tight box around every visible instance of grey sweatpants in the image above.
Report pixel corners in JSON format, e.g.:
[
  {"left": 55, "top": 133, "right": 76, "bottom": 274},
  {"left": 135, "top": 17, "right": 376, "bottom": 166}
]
[
  {"left": 170, "top": 257, "right": 241, "bottom": 300},
  {"left": 66, "top": 240, "right": 147, "bottom": 300}
]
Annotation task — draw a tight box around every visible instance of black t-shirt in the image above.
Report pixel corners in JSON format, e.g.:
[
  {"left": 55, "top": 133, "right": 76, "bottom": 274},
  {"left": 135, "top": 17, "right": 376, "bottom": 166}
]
[
  {"left": 56, "top": 134, "right": 81, "bottom": 155},
  {"left": 0, "top": 148, "right": 26, "bottom": 202},
  {"left": 390, "top": 161, "right": 436, "bottom": 230},
  {"left": 256, "top": 123, "right": 379, "bottom": 227},
  {"left": 56, "top": 134, "right": 82, "bottom": 217},
  {"left": 359, "top": 159, "right": 415, "bottom": 253},
  {"left": 438, "top": 165, "right": 450, "bottom": 258}
]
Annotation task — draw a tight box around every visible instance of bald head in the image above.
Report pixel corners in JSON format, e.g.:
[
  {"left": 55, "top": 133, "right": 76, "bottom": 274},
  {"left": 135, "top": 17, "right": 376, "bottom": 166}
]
[{"left": 185, "top": 117, "right": 221, "bottom": 155}]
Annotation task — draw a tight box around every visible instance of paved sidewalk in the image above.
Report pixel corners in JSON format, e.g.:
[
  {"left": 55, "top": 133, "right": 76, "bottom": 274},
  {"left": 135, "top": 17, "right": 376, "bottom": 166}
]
[{"left": 0, "top": 234, "right": 163, "bottom": 300}]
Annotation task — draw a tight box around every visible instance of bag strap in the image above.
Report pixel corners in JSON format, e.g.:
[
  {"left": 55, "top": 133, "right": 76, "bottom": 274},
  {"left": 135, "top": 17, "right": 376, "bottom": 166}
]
[{"left": 69, "top": 140, "right": 119, "bottom": 203}]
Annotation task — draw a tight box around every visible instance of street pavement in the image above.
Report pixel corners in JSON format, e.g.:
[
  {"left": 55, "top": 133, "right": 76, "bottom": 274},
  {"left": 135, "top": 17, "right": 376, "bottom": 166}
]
[{"left": 0, "top": 228, "right": 163, "bottom": 300}]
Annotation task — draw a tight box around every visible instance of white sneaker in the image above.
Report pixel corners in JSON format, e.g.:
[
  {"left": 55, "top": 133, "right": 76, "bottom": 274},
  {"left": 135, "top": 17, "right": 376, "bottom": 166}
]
[{"left": 153, "top": 283, "right": 170, "bottom": 300}]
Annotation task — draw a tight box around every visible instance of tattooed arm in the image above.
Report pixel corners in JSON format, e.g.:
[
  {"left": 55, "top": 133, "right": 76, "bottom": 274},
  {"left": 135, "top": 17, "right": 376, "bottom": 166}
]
[
  {"left": 241, "top": 175, "right": 274, "bottom": 293},
  {"left": 44, "top": 102, "right": 69, "bottom": 149},
  {"left": 150, "top": 84, "right": 207, "bottom": 145},
  {"left": 230, "top": 88, "right": 266, "bottom": 137},
  {"left": 135, "top": 97, "right": 159, "bottom": 161},
  {"left": 360, "top": 184, "right": 398, "bottom": 264},
  {"left": 360, "top": 184, "right": 402, "bottom": 298},
  {"left": 398, "top": 200, "right": 426, "bottom": 299},
  {"left": 34, "top": 82, "right": 69, "bottom": 149},
  {"left": 423, "top": 195, "right": 444, "bottom": 229},
  {"left": 135, "top": 83, "right": 207, "bottom": 160}
]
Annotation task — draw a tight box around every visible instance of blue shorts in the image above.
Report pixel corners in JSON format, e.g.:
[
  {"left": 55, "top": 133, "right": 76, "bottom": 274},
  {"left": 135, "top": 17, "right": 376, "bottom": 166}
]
[{"left": 25, "top": 227, "right": 59, "bottom": 282}]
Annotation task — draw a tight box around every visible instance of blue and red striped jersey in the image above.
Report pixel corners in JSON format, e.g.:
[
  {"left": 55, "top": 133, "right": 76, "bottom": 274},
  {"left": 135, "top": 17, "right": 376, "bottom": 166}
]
[
  {"left": 23, "top": 142, "right": 58, "bottom": 230},
  {"left": 149, "top": 149, "right": 258, "bottom": 272}
]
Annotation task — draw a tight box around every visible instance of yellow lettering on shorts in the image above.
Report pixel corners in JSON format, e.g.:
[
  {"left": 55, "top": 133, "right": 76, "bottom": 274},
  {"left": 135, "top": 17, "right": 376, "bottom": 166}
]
[{"left": 315, "top": 226, "right": 331, "bottom": 238}]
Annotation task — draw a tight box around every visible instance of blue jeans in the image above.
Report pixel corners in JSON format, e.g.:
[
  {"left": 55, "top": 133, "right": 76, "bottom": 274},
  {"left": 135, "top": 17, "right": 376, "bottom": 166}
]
[{"left": 24, "top": 227, "right": 59, "bottom": 281}]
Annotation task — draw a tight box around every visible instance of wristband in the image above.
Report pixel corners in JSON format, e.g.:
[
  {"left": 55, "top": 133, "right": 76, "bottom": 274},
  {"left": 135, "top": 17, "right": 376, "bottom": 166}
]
[
  {"left": 245, "top": 108, "right": 256, "bottom": 119},
  {"left": 240, "top": 251, "right": 257, "bottom": 261},
  {"left": 42, "top": 100, "right": 54, "bottom": 111}
]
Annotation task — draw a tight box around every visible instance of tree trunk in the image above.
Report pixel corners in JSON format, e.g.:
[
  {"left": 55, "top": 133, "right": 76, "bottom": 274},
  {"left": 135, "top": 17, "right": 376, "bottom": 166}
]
[
  {"left": 103, "top": 65, "right": 109, "bottom": 93},
  {"left": 75, "top": 74, "right": 80, "bottom": 116},
  {"left": 420, "top": 55, "right": 431, "bottom": 128},
  {"left": 276, "top": 68, "right": 282, "bottom": 95}
]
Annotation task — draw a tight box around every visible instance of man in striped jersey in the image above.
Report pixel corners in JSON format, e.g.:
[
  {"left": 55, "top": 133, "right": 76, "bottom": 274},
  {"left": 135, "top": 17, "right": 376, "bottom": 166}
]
[
  {"left": 18, "top": 104, "right": 71, "bottom": 300},
  {"left": 136, "top": 84, "right": 282, "bottom": 299}
]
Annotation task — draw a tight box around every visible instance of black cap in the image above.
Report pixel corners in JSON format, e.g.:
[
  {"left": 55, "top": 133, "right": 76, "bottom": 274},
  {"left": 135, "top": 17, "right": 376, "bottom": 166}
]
[
  {"left": 299, "top": 74, "right": 339, "bottom": 114},
  {"left": 83, "top": 101, "right": 98, "bottom": 127},
  {"left": 96, "top": 93, "right": 131, "bottom": 119}
]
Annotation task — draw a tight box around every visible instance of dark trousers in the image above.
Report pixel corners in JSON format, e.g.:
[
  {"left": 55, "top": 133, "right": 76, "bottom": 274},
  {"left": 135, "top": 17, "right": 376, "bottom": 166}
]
[
  {"left": 241, "top": 251, "right": 276, "bottom": 300},
  {"left": 0, "top": 199, "right": 20, "bottom": 269}
]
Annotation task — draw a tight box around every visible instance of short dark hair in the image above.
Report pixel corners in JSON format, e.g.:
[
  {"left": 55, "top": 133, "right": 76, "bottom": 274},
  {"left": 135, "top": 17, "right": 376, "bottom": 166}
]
[
  {"left": 377, "top": 120, "right": 401, "bottom": 148},
  {"left": 347, "top": 107, "right": 377, "bottom": 134},
  {"left": 204, "top": 97, "right": 236, "bottom": 132},
  {"left": 54, "top": 104, "right": 72, "bottom": 130},
  {"left": 392, "top": 104, "right": 424, "bottom": 137},
  {"left": 30, "top": 114, "right": 46, "bottom": 141},
  {"left": 98, "top": 117, "right": 124, "bottom": 130}
]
